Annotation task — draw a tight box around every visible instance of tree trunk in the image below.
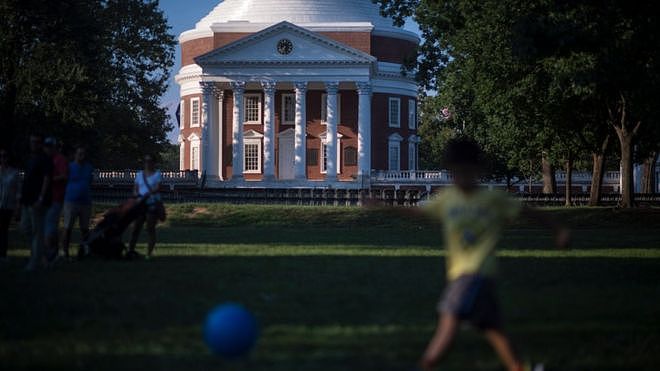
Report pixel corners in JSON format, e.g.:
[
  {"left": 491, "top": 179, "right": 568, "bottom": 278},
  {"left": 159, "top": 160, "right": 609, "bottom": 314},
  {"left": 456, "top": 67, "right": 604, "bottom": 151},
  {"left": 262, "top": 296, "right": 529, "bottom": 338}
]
[
  {"left": 616, "top": 131, "right": 636, "bottom": 208},
  {"left": 541, "top": 154, "right": 556, "bottom": 194},
  {"left": 641, "top": 152, "right": 657, "bottom": 193},
  {"left": 588, "top": 135, "right": 609, "bottom": 206},
  {"left": 611, "top": 95, "right": 641, "bottom": 208},
  {"left": 564, "top": 155, "right": 573, "bottom": 207}
]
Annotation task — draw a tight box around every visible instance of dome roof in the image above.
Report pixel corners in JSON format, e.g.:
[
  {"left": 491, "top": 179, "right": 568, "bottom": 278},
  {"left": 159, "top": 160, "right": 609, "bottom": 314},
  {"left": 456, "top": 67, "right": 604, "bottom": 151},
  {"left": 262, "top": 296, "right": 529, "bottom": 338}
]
[{"left": 183, "top": 0, "right": 416, "bottom": 42}]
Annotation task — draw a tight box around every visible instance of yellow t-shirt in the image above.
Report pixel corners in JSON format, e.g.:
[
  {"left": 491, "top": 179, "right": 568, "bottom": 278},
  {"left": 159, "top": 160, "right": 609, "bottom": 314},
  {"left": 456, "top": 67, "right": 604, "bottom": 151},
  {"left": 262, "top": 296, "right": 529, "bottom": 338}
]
[{"left": 425, "top": 187, "right": 522, "bottom": 281}]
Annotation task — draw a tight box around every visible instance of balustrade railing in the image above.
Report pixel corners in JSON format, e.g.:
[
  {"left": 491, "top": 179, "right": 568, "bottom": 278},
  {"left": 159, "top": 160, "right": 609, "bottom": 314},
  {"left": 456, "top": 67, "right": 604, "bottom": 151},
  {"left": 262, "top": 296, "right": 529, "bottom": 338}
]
[
  {"left": 372, "top": 170, "right": 623, "bottom": 185},
  {"left": 94, "top": 170, "right": 199, "bottom": 186}
]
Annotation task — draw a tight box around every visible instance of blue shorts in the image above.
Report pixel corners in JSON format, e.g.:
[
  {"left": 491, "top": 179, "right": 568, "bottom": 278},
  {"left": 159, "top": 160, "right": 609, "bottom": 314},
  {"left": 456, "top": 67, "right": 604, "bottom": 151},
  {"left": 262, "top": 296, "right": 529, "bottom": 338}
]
[
  {"left": 438, "top": 274, "right": 501, "bottom": 330},
  {"left": 44, "top": 203, "right": 63, "bottom": 237}
]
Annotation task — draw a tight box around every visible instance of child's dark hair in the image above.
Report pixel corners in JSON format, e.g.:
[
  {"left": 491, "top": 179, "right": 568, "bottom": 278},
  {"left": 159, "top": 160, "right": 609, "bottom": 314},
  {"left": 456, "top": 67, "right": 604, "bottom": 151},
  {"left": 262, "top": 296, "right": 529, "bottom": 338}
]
[{"left": 442, "top": 137, "right": 483, "bottom": 169}]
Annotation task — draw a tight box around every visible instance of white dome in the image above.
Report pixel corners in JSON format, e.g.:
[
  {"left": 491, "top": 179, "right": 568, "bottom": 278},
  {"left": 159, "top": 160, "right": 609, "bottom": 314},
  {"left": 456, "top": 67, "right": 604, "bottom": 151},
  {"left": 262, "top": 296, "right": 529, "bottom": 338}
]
[{"left": 186, "top": 0, "right": 415, "bottom": 40}]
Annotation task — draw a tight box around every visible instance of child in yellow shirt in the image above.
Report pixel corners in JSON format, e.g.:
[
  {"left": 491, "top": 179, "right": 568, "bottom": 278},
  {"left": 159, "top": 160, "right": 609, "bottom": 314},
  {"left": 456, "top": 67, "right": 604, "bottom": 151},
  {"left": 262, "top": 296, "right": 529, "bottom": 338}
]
[{"left": 419, "top": 138, "right": 569, "bottom": 371}]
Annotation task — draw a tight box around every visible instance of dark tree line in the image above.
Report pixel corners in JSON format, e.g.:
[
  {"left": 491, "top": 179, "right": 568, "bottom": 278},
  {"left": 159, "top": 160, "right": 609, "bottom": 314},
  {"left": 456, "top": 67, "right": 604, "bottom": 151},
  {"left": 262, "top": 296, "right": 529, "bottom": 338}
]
[
  {"left": 0, "top": 0, "right": 175, "bottom": 168},
  {"left": 373, "top": 0, "right": 660, "bottom": 207}
]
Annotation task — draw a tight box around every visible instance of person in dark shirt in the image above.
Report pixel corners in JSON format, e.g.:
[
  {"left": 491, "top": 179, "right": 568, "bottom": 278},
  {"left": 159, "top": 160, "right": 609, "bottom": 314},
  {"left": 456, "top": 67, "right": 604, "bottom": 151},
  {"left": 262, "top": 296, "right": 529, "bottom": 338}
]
[
  {"left": 20, "top": 134, "right": 53, "bottom": 271},
  {"left": 44, "top": 137, "right": 68, "bottom": 262}
]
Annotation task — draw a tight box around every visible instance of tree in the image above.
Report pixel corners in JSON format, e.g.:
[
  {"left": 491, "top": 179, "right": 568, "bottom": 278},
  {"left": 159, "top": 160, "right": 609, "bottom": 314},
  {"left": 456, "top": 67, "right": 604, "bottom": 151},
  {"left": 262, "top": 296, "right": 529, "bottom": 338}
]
[
  {"left": 374, "top": 0, "right": 660, "bottom": 207},
  {"left": 0, "top": 0, "right": 175, "bottom": 168}
]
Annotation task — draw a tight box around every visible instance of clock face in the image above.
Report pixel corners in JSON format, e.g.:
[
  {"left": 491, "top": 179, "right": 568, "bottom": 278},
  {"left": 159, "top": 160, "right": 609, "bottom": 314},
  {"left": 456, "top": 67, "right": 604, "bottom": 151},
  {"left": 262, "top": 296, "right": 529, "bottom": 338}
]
[{"left": 277, "top": 39, "right": 293, "bottom": 55}]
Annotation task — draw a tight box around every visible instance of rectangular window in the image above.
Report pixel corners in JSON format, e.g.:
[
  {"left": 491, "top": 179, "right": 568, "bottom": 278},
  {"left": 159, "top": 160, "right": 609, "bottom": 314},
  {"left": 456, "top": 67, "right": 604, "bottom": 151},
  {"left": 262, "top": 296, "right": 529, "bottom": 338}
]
[
  {"left": 344, "top": 146, "right": 357, "bottom": 166},
  {"left": 282, "top": 94, "right": 295, "bottom": 125},
  {"left": 307, "top": 149, "right": 318, "bottom": 166},
  {"left": 191, "top": 98, "right": 200, "bottom": 127},
  {"left": 389, "top": 97, "right": 401, "bottom": 128},
  {"left": 408, "top": 143, "right": 417, "bottom": 170},
  {"left": 408, "top": 99, "right": 416, "bottom": 129},
  {"left": 388, "top": 142, "right": 400, "bottom": 171},
  {"left": 320, "top": 142, "right": 342, "bottom": 174},
  {"left": 321, "top": 143, "right": 328, "bottom": 173},
  {"left": 321, "top": 94, "right": 341, "bottom": 124},
  {"left": 179, "top": 142, "right": 185, "bottom": 170},
  {"left": 243, "top": 140, "right": 261, "bottom": 173},
  {"left": 191, "top": 145, "right": 199, "bottom": 170},
  {"left": 244, "top": 94, "right": 262, "bottom": 124}
]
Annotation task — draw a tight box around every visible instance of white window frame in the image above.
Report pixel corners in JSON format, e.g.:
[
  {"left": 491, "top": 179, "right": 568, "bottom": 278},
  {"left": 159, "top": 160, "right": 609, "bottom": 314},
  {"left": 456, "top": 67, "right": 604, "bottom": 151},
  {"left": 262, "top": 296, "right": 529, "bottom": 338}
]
[
  {"left": 180, "top": 100, "right": 185, "bottom": 129},
  {"left": 281, "top": 93, "right": 295, "bottom": 125},
  {"left": 388, "top": 97, "right": 401, "bottom": 128},
  {"left": 408, "top": 99, "right": 417, "bottom": 129},
  {"left": 321, "top": 93, "right": 341, "bottom": 125},
  {"left": 319, "top": 132, "right": 342, "bottom": 174},
  {"left": 408, "top": 142, "right": 417, "bottom": 170},
  {"left": 388, "top": 133, "right": 403, "bottom": 171},
  {"left": 190, "top": 97, "right": 200, "bottom": 128},
  {"left": 243, "top": 130, "right": 264, "bottom": 174},
  {"left": 243, "top": 93, "right": 262, "bottom": 125}
]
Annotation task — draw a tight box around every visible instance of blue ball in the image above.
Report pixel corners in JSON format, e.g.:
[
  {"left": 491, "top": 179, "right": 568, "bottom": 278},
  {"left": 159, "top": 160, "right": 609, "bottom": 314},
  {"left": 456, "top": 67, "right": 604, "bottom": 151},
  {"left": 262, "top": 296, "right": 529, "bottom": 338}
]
[{"left": 203, "top": 303, "right": 258, "bottom": 358}]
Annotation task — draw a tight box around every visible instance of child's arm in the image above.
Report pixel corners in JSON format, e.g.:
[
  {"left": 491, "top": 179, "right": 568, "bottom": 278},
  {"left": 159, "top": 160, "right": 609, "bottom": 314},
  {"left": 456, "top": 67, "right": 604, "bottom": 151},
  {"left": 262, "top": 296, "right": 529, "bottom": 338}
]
[{"left": 520, "top": 207, "right": 571, "bottom": 249}]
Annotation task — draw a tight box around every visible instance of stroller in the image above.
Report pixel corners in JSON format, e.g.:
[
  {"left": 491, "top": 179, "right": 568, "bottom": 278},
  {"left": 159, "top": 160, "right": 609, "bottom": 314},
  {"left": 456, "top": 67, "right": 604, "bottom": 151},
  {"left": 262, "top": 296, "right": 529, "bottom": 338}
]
[{"left": 79, "top": 196, "right": 148, "bottom": 259}]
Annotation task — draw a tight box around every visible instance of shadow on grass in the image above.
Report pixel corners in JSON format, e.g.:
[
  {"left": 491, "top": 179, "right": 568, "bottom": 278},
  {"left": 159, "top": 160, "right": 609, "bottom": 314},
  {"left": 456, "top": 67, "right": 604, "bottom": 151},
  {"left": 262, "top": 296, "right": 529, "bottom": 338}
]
[{"left": 1, "top": 255, "right": 659, "bottom": 370}]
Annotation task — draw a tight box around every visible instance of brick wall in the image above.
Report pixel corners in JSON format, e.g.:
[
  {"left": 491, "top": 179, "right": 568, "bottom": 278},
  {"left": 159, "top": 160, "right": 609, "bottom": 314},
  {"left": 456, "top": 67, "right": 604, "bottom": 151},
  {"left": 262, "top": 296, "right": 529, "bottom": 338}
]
[
  {"left": 181, "top": 38, "right": 214, "bottom": 67},
  {"left": 319, "top": 32, "right": 371, "bottom": 54},
  {"left": 371, "top": 35, "right": 417, "bottom": 64},
  {"left": 371, "top": 93, "right": 417, "bottom": 171}
]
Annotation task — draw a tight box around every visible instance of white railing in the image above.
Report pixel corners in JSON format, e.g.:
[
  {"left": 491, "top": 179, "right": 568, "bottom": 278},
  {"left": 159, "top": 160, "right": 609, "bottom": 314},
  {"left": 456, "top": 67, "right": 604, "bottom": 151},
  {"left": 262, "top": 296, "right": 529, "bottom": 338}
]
[
  {"left": 372, "top": 170, "right": 454, "bottom": 183},
  {"left": 372, "top": 170, "right": 623, "bottom": 186},
  {"left": 94, "top": 170, "right": 199, "bottom": 186}
]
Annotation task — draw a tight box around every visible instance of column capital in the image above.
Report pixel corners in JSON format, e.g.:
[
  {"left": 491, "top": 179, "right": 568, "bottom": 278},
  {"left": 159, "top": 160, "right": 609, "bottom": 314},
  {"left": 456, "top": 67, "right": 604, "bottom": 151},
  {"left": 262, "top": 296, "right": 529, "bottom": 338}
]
[
  {"left": 230, "top": 81, "right": 246, "bottom": 94},
  {"left": 357, "top": 81, "right": 372, "bottom": 95},
  {"left": 325, "top": 81, "right": 340, "bottom": 95},
  {"left": 261, "top": 81, "right": 277, "bottom": 94},
  {"left": 213, "top": 87, "right": 224, "bottom": 100},
  {"left": 200, "top": 81, "right": 216, "bottom": 96},
  {"left": 294, "top": 81, "right": 308, "bottom": 94}
]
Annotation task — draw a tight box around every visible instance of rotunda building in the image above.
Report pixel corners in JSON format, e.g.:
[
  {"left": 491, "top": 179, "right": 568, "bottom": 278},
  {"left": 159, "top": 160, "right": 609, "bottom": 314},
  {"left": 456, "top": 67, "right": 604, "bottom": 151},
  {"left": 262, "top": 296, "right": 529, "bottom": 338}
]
[{"left": 175, "top": 0, "right": 420, "bottom": 187}]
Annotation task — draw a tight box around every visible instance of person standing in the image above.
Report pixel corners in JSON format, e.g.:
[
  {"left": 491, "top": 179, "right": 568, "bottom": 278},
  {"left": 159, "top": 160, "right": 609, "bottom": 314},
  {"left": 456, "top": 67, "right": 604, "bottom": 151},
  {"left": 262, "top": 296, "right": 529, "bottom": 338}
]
[
  {"left": 128, "top": 155, "right": 163, "bottom": 259},
  {"left": 0, "top": 149, "right": 20, "bottom": 263},
  {"left": 43, "top": 137, "right": 68, "bottom": 262},
  {"left": 20, "top": 134, "right": 53, "bottom": 271},
  {"left": 62, "top": 146, "right": 94, "bottom": 259}
]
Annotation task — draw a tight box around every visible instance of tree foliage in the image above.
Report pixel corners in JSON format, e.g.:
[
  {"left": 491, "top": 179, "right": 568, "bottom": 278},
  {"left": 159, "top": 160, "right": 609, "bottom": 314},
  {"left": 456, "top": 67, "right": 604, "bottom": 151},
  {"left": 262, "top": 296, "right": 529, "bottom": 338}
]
[
  {"left": 374, "top": 0, "right": 660, "bottom": 205},
  {"left": 0, "top": 0, "right": 175, "bottom": 168}
]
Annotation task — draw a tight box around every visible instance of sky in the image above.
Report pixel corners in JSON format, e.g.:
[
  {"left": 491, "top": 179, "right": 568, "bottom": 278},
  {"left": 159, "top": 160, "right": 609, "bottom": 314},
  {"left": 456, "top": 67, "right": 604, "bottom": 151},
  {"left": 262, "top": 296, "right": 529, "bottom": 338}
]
[{"left": 158, "top": 0, "right": 421, "bottom": 143}]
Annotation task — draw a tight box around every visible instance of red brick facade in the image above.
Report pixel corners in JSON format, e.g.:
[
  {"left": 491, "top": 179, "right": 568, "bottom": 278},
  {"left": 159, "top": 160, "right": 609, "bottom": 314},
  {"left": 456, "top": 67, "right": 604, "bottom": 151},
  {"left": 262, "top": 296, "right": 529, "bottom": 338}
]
[
  {"left": 181, "top": 32, "right": 416, "bottom": 67},
  {"left": 179, "top": 28, "right": 419, "bottom": 178},
  {"left": 180, "top": 89, "right": 416, "bottom": 180}
]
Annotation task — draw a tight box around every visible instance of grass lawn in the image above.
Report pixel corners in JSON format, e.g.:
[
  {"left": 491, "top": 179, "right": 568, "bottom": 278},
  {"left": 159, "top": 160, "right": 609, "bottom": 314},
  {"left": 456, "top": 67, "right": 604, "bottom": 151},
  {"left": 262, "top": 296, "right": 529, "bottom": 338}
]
[{"left": 1, "top": 205, "right": 659, "bottom": 370}]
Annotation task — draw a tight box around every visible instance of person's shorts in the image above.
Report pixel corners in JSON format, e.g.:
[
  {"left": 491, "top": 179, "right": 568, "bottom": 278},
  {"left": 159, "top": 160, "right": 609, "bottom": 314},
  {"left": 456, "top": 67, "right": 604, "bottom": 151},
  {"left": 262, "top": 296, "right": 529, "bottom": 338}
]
[
  {"left": 44, "top": 203, "right": 63, "bottom": 237},
  {"left": 438, "top": 274, "right": 501, "bottom": 330},
  {"left": 63, "top": 202, "right": 92, "bottom": 231}
]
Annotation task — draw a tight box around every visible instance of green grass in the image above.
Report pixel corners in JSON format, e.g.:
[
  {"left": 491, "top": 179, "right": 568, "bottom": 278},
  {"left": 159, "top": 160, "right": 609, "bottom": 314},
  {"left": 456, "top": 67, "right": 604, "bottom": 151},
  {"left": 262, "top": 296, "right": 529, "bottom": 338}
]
[{"left": 1, "top": 205, "right": 659, "bottom": 370}]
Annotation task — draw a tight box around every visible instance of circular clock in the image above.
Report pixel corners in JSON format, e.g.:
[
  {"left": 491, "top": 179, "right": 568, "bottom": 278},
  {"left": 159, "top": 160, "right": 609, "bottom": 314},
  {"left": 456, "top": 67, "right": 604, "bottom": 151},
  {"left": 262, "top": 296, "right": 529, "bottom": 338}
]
[{"left": 277, "top": 39, "right": 293, "bottom": 55}]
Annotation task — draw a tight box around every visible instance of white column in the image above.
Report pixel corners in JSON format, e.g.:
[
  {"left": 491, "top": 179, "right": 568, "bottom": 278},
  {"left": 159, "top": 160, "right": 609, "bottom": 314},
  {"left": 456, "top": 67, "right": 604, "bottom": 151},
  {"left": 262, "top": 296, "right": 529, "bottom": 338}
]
[
  {"left": 201, "top": 82, "right": 215, "bottom": 179},
  {"left": 231, "top": 81, "right": 245, "bottom": 181},
  {"left": 357, "top": 82, "right": 372, "bottom": 182},
  {"left": 262, "top": 81, "right": 277, "bottom": 181},
  {"left": 214, "top": 88, "right": 224, "bottom": 180},
  {"left": 294, "top": 82, "right": 308, "bottom": 180},
  {"left": 325, "top": 82, "right": 339, "bottom": 181}
]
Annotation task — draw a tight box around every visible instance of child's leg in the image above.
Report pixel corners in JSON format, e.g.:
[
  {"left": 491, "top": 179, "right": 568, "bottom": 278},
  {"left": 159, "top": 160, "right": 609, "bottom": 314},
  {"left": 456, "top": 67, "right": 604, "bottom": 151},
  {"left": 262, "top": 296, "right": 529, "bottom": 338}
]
[
  {"left": 420, "top": 314, "right": 458, "bottom": 371},
  {"left": 483, "top": 329, "right": 523, "bottom": 371}
]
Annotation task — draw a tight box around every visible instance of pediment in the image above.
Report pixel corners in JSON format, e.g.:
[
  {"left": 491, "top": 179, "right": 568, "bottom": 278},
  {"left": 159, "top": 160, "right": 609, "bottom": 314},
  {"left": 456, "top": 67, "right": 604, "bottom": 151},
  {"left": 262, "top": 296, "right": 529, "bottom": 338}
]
[
  {"left": 195, "top": 21, "right": 376, "bottom": 66},
  {"left": 244, "top": 130, "right": 264, "bottom": 138}
]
